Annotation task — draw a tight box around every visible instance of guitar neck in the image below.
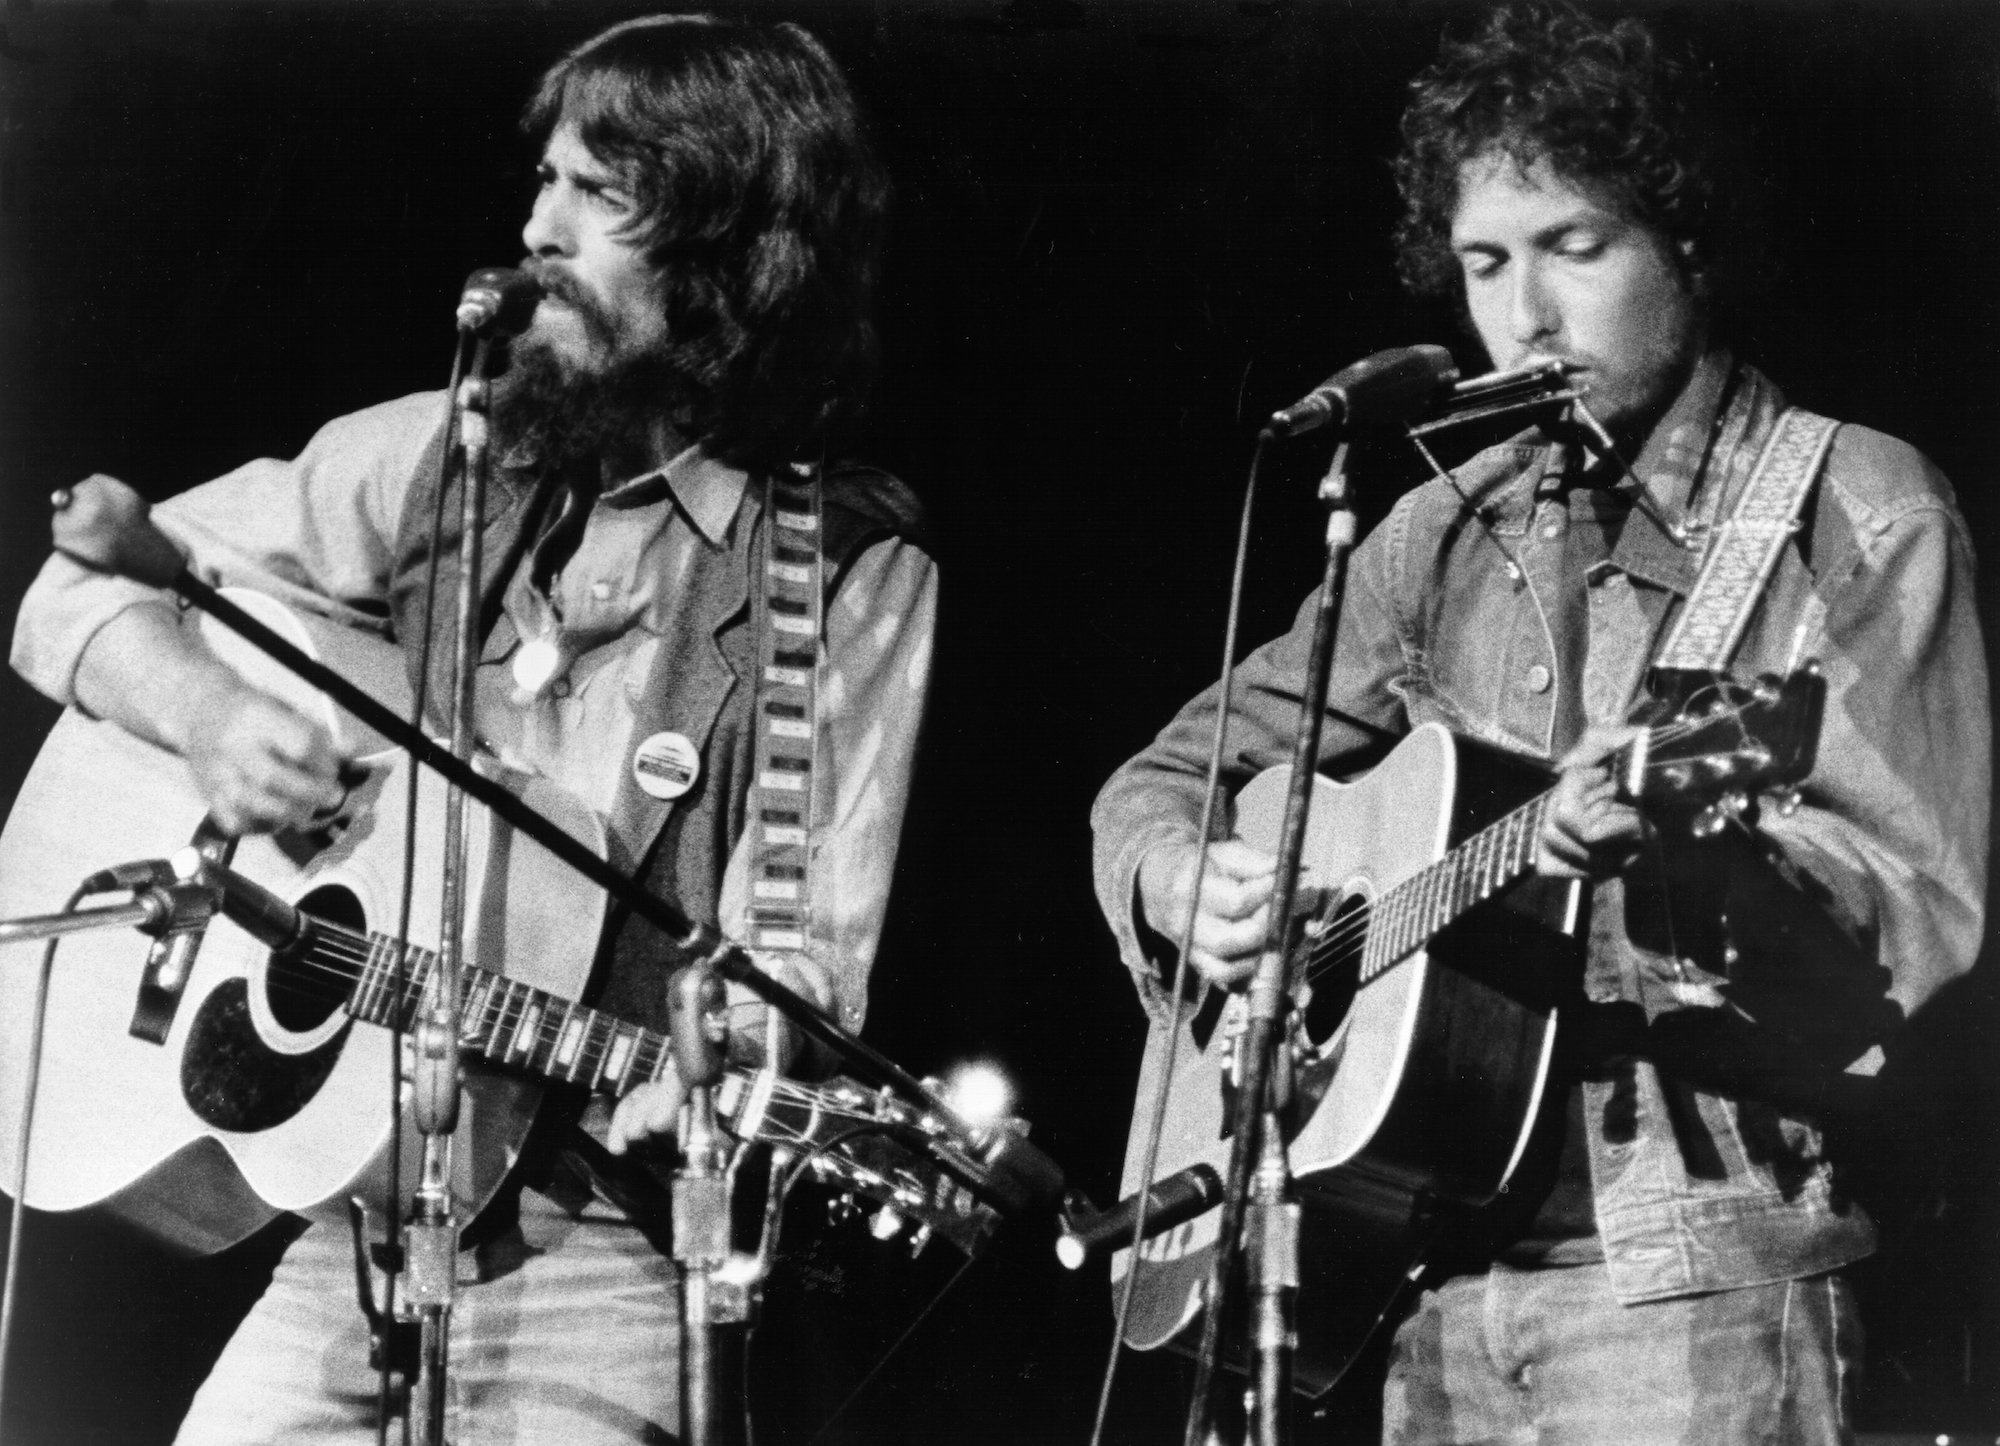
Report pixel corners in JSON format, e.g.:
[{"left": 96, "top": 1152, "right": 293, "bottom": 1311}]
[
  {"left": 340, "top": 929, "right": 680, "bottom": 1098},
  {"left": 290, "top": 920, "right": 1000, "bottom": 1257},
  {"left": 1359, "top": 789, "right": 1554, "bottom": 979}
]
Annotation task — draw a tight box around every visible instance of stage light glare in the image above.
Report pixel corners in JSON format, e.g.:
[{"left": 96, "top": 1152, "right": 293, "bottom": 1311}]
[{"left": 943, "top": 1062, "right": 1013, "bottom": 1128}]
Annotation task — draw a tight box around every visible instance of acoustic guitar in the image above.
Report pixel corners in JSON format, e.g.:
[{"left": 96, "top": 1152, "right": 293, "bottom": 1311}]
[
  {"left": 1111, "top": 667, "right": 1825, "bottom": 1395},
  {"left": 0, "top": 592, "right": 993, "bottom": 1259}
]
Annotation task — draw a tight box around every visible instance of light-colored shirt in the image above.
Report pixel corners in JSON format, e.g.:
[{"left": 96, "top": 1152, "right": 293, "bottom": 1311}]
[{"left": 12, "top": 391, "right": 937, "bottom": 1035}]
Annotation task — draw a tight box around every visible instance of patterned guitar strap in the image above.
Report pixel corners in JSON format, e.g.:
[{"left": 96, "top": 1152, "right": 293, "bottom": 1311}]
[
  {"left": 742, "top": 462, "right": 825, "bottom": 1021},
  {"left": 1642, "top": 407, "right": 1836, "bottom": 1014},
  {"left": 1652, "top": 406, "right": 1839, "bottom": 673}
]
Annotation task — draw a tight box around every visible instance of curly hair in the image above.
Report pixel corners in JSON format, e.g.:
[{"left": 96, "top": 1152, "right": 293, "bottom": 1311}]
[
  {"left": 524, "top": 15, "right": 890, "bottom": 468},
  {"left": 1391, "top": 1, "right": 1717, "bottom": 301}
]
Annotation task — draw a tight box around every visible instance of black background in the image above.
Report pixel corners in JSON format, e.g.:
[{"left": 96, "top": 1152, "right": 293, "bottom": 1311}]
[{"left": 0, "top": 2, "right": 1995, "bottom": 1442}]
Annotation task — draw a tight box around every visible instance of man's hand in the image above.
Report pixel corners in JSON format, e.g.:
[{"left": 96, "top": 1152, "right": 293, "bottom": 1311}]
[
  {"left": 606, "top": 1070, "right": 687, "bottom": 1156},
  {"left": 1537, "top": 725, "right": 1648, "bottom": 879},
  {"left": 1137, "top": 837, "right": 1277, "bottom": 988},
  {"left": 185, "top": 679, "right": 354, "bottom": 837},
  {"left": 69, "top": 597, "right": 355, "bottom": 838}
]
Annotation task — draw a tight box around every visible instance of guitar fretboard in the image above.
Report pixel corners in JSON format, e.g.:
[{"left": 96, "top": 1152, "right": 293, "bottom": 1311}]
[
  {"left": 283, "top": 919, "right": 999, "bottom": 1258},
  {"left": 336, "top": 931, "right": 678, "bottom": 1097},
  {"left": 1356, "top": 791, "right": 1553, "bottom": 979}
]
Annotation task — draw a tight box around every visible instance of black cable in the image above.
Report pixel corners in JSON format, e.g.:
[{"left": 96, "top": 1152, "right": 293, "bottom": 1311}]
[
  {"left": 776, "top": 1120, "right": 986, "bottom": 1446},
  {"left": 1088, "top": 432, "right": 1271, "bottom": 1446},
  {"left": 802, "top": 1252, "right": 980, "bottom": 1446},
  {"left": 0, "top": 884, "right": 91, "bottom": 1438}
]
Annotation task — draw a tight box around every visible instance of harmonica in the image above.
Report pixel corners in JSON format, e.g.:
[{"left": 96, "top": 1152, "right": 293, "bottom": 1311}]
[{"left": 1407, "top": 359, "right": 1586, "bottom": 438}]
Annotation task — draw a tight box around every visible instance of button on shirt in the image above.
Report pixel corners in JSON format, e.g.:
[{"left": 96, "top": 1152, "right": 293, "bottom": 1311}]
[
  {"left": 11, "top": 392, "right": 937, "bottom": 1035},
  {"left": 1092, "top": 349, "right": 1988, "bottom": 1302},
  {"left": 479, "top": 451, "right": 755, "bottom": 829}
]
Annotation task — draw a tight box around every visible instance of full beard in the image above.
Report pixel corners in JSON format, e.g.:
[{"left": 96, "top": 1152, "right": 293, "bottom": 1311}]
[{"left": 490, "top": 327, "right": 691, "bottom": 473}]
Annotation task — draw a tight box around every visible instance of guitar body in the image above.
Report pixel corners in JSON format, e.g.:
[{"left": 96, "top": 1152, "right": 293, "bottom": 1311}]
[
  {"left": 1113, "top": 723, "right": 1581, "bottom": 1396},
  {"left": 0, "top": 594, "right": 607, "bottom": 1254}
]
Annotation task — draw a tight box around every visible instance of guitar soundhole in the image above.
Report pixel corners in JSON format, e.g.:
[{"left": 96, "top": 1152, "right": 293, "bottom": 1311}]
[
  {"left": 266, "top": 885, "right": 365, "bottom": 1032},
  {"left": 1300, "top": 892, "right": 1367, "bottom": 1049}
]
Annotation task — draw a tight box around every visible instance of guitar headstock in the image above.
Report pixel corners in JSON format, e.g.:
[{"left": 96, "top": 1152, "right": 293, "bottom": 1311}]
[
  {"left": 717, "top": 1072, "right": 1003, "bottom": 1259},
  {"left": 1622, "top": 665, "right": 1827, "bottom": 817}
]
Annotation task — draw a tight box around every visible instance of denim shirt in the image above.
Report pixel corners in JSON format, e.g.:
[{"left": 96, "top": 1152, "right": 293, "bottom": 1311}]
[{"left": 1091, "top": 350, "right": 1989, "bottom": 1302}]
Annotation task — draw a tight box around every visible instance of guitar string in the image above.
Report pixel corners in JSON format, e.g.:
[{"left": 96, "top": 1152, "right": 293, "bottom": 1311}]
[
  {"left": 1268, "top": 703, "right": 1771, "bottom": 993},
  {"left": 260, "top": 920, "right": 940, "bottom": 1186},
  {"left": 251, "top": 712, "right": 1726, "bottom": 1032},
  {"left": 255, "top": 925, "right": 912, "bottom": 1140},
  {"left": 1281, "top": 701, "right": 1748, "bottom": 971},
  {"left": 1283, "top": 746, "right": 1674, "bottom": 973},
  {"left": 237, "top": 921, "right": 904, "bottom": 1129},
  {"left": 242, "top": 921, "right": 963, "bottom": 1228},
  {"left": 1288, "top": 790, "right": 1551, "bottom": 978},
  {"left": 255, "top": 697, "right": 1767, "bottom": 1087},
  {"left": 253, "top": 712, "right": 1706, "bottom": 1033}
]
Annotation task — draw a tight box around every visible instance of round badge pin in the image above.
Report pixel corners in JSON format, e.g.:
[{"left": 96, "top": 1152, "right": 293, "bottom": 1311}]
[{"left": 632, "top": 730, "right": 702, "bottom": 800}]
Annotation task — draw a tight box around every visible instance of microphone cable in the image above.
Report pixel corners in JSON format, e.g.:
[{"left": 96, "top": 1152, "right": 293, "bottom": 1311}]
[
  {"left": 1087, "top": 429, "right": 1271, "bottom": 1446},
  {"left": 0, "top": 882, "right": 92, "bottom": 1440}
]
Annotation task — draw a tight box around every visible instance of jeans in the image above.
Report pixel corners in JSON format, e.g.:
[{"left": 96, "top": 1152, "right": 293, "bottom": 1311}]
[
  {"left": 175, "top": 1187, "right": 682, "bottom": 1446},
  {"left": 1381, "top": 1261, "right": 1860, "bottom": 1446}
]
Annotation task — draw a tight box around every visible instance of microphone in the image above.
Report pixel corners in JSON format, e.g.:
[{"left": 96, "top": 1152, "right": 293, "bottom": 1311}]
[
  {"left": 973, "top": 1127, "right": 1067, "bottom": 1221},
  {"left": 1264, "top": 344, "right": 1460, "bottom": 439},
  {"left": 1055, "top": 1163, "right": 1225, "bottom": 1269},
  {"left": 455, "top": 267, "right": 544, "bottom": 336},
  {"left": 668, "top": 960, "right": 729, "bottom": 1090},
  {"left": 171, "top": 849, "right": 309, "bottom": 954}
]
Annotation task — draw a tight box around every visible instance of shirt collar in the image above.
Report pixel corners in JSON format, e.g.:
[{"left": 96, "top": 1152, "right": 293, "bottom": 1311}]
[
  {"left": 1600, "top": 347, "right": 1738, "bottom": 595},
  {"left": 1620, "top": 346, "right": 1735, "bottom": 515},
  {"left": 599, "top": 444, "right": 750, "bottom": 548}
]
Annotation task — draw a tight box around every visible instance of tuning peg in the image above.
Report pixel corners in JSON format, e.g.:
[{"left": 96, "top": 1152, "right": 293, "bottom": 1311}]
[{"left": 1690, "top": 791, "right": 1750, "bottom": 839}]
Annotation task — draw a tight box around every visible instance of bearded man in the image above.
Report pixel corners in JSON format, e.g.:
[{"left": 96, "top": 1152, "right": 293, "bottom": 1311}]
[{"left": 12, "top": 15, "right": 933, "bottom": 1444}]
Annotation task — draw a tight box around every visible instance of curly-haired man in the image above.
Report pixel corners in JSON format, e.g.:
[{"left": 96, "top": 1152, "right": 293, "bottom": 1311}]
[
  {"left": 14, "top": 15, "right": 932, "bottom": 1444},
  {"left": 1092, "top": 4, "right": 1986, "bottom": 1440}
]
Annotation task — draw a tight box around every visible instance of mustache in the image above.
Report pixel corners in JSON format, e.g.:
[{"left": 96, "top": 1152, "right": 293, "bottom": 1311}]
[{"left": 521, "top": 261, "right": 619, "bottom": 342}]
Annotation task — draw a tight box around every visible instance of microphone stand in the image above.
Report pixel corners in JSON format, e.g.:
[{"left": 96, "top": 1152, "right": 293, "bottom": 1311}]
[
  {"left": 1169, "top": 362, "right": 1586, "bottom": 1444},
  {"left": 0, "top": 880, "right": 219, "bottom": 1434},
  {"left": 44, "top": 481, "right": 1061, "bottom": 1229},
  {"left": 1184, "top": 439, "right": 1358, "bottom": 1446},
  {"left": 667, "top": 960, "right": 742, "bottom": 1446},
  {"left": 404, "top": 342, "right": 498, "bottom": 1446},
  {"left": 0, "top": 890, "right": 213, "bottom": 948}
]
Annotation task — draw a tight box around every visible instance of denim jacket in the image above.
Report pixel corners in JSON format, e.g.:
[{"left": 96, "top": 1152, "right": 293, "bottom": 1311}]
[{"left": 1091, "top": 350, "right": 1989, "bottom": 1302}]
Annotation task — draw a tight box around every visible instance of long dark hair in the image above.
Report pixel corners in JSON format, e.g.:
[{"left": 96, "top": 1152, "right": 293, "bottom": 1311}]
[
  {"left": 524, "top": 14, "right": 889, "bottom": 467},
  {"left": 1391, "top": 1, "right": 1719, "bottom": 303}
]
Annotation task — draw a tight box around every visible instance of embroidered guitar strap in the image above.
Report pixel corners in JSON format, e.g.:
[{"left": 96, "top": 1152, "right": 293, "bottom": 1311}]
[
  {"left": 744, "top": 463, "right": 825, "bottom": 963},
  {"left": 1653, "top": 407, "right": 1838, "bottom": 671}
]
